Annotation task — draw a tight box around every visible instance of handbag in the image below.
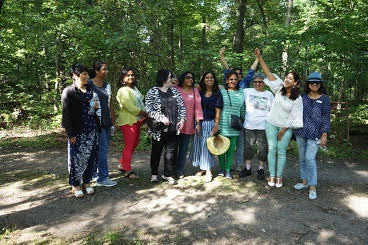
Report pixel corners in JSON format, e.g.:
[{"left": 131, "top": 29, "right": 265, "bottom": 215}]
[
  {"left": 226, "top": 89, "right": 243, "bottom": 131},
  {"left": 146, "top": 117, "right": 166, "bottom": 131}
]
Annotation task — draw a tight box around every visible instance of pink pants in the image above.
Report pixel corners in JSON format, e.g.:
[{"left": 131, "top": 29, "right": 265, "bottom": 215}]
[{"left": 119, "top": 119, "right": 144, "bottom": 171}]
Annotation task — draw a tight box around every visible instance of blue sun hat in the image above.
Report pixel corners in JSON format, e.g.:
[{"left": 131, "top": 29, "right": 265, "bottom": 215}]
[{"left": 306, "top": 72, "right": 324, "bottom": 83}]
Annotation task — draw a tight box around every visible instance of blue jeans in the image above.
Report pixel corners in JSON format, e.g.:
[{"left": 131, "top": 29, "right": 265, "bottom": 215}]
[
  {"left": 235, "top": 128, "right": 244, "bottom": 168},
  {"left": 97, "top": 127, "right": 111, "bottom": 182},
  {"left": 265, "top": 122, "right": 293, "bottom": 177},
  {"left": 176, "top": 133, "right": 191, "bottom": 175},
  {"left": 296, "top": 135, "right": 319, "bottom": 186}
]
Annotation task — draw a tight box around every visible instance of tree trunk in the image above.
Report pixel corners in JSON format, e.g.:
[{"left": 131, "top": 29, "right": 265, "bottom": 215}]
[
  {"left": 282, "top": 0, "right": 293, "bottom": 75},
  {"left": 200, "top": 15, "right": 206, "bottom": 74},
  {"left": 233, "top": 0, "right": 247, "bottom": 53},
  {"left": 256, "top": 0, "right": 269, "bottom": 37},
  {"left": 54, "top": 52, "right": 62, "bottom": 112},
  {"left": 0, "top": 0, "right": 5, "bottom": 14},
  {"left": 168, "top": 1, "right": 175, "bottom": 70}
]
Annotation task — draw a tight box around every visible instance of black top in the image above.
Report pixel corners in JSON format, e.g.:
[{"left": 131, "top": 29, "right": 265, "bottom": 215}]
[
  {"left": 159, "top": 88, "right": 178, "bottom": 134},
  {"left": 61, "top": 83, "right": 99, "bottom": 138},
  {"left": 200, "top": 91, "right": 224, "bottom": 120}
]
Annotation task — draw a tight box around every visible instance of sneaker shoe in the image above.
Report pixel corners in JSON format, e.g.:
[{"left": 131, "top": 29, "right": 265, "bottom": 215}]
[
  {"left": 309, "top": 190, "right": 317, "bottom": 200},
  {"left": 257, "top": 169, "right": 265, "bottom": 180},
  {"left": 218, "top": 171, "right": 225, "bottom": 177},
  {"left": 96, "top": 178, "right": 117, "bottom": 187},
  {"left": 150, "top": 175, "right": 158, "bottom": 183},
  {"left": 294, "top": 183, "right": 308, "bottom": 190},
  {"left": 205, "top": 172, "right": 213, "bottom": 183},
  {"left": 225, "top": 171, "right": 233, "bottom": 179},
  {"left": 162, "top": 175, "right": 176, "bottom": 185},
  {"left": 239, "top": 168, "right": 252, "bottom": 178},
  {"left": 177, "top": 171, "right": 184, "bottom": 179}
]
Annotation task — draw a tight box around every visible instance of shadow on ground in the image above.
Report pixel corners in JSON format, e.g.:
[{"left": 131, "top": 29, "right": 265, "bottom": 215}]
[{"left": 0, "top": 145, "right": 367, "bottom": 244}]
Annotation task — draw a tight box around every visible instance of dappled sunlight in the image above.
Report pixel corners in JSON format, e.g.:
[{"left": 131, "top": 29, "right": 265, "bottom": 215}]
[
  {"left": 352, "top": 170, "right": 368, "bottom": 178},
  {"left": 345, "top": 195, "right": 368, "bottom": 218},
  {"left": 228, "top": 207, "right": 257, "bottom": 224},
  {"left": 317, "top": 229, "right": 336, "bottom": 243}
]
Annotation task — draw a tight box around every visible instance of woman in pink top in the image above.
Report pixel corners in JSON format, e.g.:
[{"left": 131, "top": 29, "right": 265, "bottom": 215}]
[{"left": 175, "top": 71, "right": 203, "bottom": 178}]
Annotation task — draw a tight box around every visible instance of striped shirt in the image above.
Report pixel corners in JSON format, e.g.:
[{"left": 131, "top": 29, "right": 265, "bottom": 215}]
[{"left": 219, "top": 88, "right": 245, "bottom": 136}]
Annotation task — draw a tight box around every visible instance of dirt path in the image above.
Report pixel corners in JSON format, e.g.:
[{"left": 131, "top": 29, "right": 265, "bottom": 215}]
[{"left": 0, "top": 147, "right": 367, "bottom": 244}]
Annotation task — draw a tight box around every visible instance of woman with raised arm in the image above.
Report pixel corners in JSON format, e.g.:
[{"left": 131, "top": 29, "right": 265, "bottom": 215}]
[
  {"left": 218, "top": 71, "right": 245, "bottom": 179},
  {"left": 145, "top": 69, "right": 186, "bottom": 184},
  {"left": 62, "top": 64, "right": 99, "bottom": 198},
  {"left": 116, "top": 68, "right": 147, "bottom": 179},
  {"left": 190, "top": 71, "right": 223, "bottom": 182},
  {"left": 294, "top": 72, "right": 330, "bottom": 200},
  {"left": 255, "top": 48, "right": 303, "bottom": 188}
]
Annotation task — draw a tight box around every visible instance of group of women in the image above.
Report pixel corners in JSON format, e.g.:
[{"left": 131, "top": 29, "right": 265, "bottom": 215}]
[{"left": 62, "top": 48, "right": 330, "bottom": 200}]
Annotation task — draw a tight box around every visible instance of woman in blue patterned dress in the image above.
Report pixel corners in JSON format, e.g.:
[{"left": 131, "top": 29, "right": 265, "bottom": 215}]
[
  {"left": 61, "top": 64, "right": 99, "bottom": 198},
  {"left": 190, "top": 71, "right": 223, "bottom": 182},
  {"left": 294, "top": 72, "right": 330, "bottom": 200}
]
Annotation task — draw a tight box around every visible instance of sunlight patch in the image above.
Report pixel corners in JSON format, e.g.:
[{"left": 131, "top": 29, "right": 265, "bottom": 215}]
[{"left": 345, "top": 195, "right": 368, "bottom": 218}]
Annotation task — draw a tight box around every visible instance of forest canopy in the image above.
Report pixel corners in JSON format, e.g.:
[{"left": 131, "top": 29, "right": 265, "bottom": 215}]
[{"left": 0, "top": 0, "right": 367, "bottom": 128}]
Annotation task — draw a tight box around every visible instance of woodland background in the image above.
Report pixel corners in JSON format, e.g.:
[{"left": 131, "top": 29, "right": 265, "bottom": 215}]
[{"left": 0, "top": 0, "right": 367, "bottom": 137}]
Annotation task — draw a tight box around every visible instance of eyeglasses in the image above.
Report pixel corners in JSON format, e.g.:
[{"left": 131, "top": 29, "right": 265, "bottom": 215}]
[
  {"left": 308, "top": 82, "right": 321, "bottom": 85},
  {"left": 253, "top": 80, "right": 264, "bottom": 84},
  {"left": 185, "top": 76, "right": 194, "bottom": 80}
]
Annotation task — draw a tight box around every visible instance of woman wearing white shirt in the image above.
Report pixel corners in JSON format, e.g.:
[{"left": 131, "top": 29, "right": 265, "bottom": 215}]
[{"left": 255, "top": 48, "right": 303, "bottom": 188}]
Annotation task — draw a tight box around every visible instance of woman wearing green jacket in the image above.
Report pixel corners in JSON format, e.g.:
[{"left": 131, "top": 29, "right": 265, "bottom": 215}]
[{"left": 116, "top": 68, "right": 147, "bottom": 178}]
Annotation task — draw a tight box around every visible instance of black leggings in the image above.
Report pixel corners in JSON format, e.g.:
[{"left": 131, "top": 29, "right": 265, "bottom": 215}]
[{"left": 150, "top": 133, "right": 178, "bottom": 177}]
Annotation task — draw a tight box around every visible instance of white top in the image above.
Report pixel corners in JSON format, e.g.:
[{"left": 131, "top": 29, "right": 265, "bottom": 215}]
[
  {"left": 243, "top": 88, "right": 274, "bottom": 130},
  {"left": 264, "top": 74, "right": 303, "bottom": 129}
]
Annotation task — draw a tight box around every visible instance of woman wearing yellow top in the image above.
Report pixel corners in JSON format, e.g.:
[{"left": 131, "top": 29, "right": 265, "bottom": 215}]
[{"left": 116, "top": 68, "right": 147, "bottom": 178}]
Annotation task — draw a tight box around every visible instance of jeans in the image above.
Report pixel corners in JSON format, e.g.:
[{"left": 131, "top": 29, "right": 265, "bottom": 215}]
[
  {"left": 97, "top": 127, "right": 111, "bottom": 182},
  {"left": 296, "top": 135, "right": 319, "bottom": 186},
  {"left": 265, "top": 122, "right": 293, "bottom": 177},
  {"left": 119, "top": 121, "right": 142, "bottom": 171},
  {"left": 150, "top": 133, "right": 178, "bottom": 177},
  {"left": 234, "top": 128, "right": 244, "bottom": 168},
  {"left": 176, "top": 133, "right": 191, "bottom": 175}
]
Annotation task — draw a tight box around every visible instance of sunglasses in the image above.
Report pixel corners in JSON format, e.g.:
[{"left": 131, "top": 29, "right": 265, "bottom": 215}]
[
  {"left": 185, "top": 76, "right": 194, "bottom": 80},
  {"left": 253, "top": 80, "right": 264, "bottom": 84},
  {"left": 307, "top": 82, "right": 321, "bottom": 85}
]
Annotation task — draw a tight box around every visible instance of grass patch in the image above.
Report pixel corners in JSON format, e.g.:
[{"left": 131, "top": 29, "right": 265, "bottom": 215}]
[
  {"left": 0, "top": 132, "right": 65, "bottom": 150},
  {"left": 82, "top": 230, "right": 148, "bottom": 245}
]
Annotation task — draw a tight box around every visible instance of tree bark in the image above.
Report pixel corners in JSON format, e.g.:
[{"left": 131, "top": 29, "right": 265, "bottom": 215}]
[
  {"left": 0, "top": 0, "right": 4, "bottom": 14},
  {"left": 256, "top": 0, "right": 269, "bottom": 37},
  {"left": 233, "top": 0, "right": 247, "bottom": 53},
  {"left": 282, "top": 0, "right": 293, "bottom": 75},
  {"left": 200, "top": 15, "right": 206, "bottom": 74}
]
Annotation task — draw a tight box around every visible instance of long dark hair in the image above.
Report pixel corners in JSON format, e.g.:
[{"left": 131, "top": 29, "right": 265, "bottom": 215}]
[
  {"left": 117, "top": 67, "right": 136, "bottom": 89},
  {"left": 281, "top": 71, "right": 301, "bottom": 101},
  {"left": 199, "top": 71, "right": 219, "bottom": 94},
  {"left": 70, "top": 64, "right": 88, "bottom": 80},
  {"left": 304, "top": 82, "right": 326, "bottom": 95},
  {"left": 178, "top": 71, "right": 195, "bottom": 87},
  {"left": 224, "top": 71, "right": 240, "bottom": 90},
  {"left": 89, "top": 60, "right": 107, "bottom": 78}
]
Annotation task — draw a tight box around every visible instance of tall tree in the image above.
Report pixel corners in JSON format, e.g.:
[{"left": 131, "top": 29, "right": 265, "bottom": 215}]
[{"left": 233, "top": 0, "right": 247, "bottom": 53}]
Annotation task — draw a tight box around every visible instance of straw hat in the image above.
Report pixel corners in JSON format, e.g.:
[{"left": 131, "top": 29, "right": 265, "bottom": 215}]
[{"left": 206, "top": 134, "right": 230, "bottom": 156}]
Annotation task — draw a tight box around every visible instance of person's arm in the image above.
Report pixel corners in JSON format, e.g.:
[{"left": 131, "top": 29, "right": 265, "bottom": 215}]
[
  {"left": 254, "top": 48, "right": 276, "bottom": 81},
  {"left": 320, "top": 95, "right": 331, "bottom": 146},
  {"left": 109, "top": 96, "right": 116, "bottom": 125},
  {"left": 211, "top": 108, "right": 221, "bottom": 136},
  {"left": 219, "top": 47, "right": 230, "bottom": 70},
  {"left": 277, "top": 127, "right": 288, "bottom": 141},
  {"left": 61, "top": 88, "right": 76, "bottom": 142}
]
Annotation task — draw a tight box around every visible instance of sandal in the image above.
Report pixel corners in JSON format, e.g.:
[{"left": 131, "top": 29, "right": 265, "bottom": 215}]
[
  {"left": 124, "top": 171, "right": 139, "bottom": 179},
  {"left": 82, "top": 184, "right": 95, "bottom": 195},
  {"left": 195, "top": 170, "right": 206, "bottom": 176},
  {"left": 268, "top": 177, "right": 275, "bottom": 187},
  {"left": 276, "top": 177, "right": 283, "bottom": 188},
  {"left": 72, "top": 186, "right": 84, "bottom": 198}
]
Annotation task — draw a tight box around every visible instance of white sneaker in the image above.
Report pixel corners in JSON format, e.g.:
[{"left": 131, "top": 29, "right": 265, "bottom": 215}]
[
  {"left": 162, "top": 175, "right": 176, "bottom": 185},
  {"left": 309, "top": 190, "right": 317, "bottom": 200},
  {"left": 96, "top": 178, "right": 117, "bottom": 187},
  {"left": 150, "top": 175, "right": 158, "bottom": 182},
  {"left": 294, "top": 183, "right": 308, "bottom": 190}
]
